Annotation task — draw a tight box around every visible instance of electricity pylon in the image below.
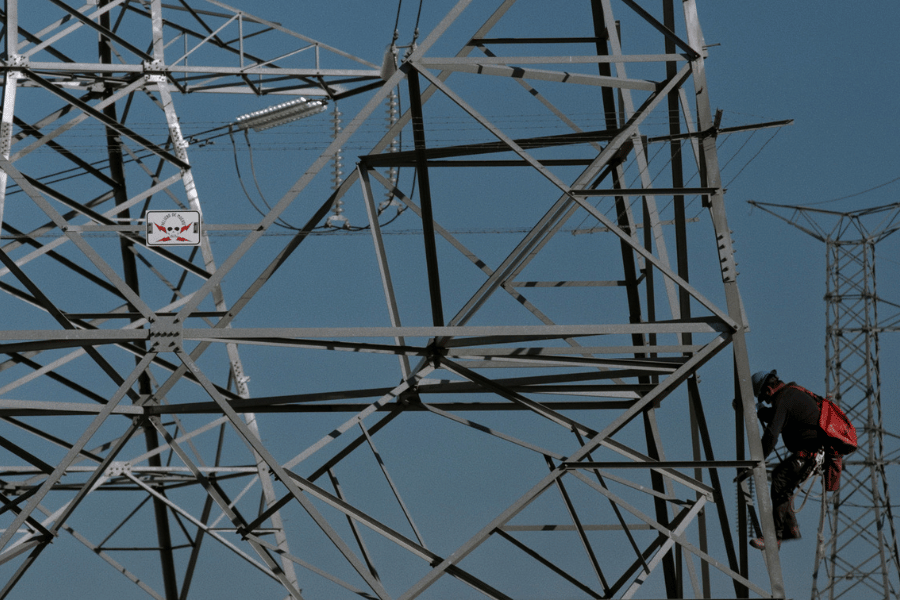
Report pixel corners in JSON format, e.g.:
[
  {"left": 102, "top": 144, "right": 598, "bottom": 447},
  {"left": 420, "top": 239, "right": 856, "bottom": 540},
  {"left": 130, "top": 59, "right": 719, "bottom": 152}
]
[
  {"left": 0, "top": 1, "right": 787, "bottom": 598},
  {"left": 749, "top": 201, "right": 900, "bottom": 599}
]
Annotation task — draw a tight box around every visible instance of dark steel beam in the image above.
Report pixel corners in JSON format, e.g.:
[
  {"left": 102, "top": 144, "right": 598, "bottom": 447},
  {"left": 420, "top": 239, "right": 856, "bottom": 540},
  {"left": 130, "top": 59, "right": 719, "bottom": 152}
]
[
  {"left": 406, "top": 66, "right": 444, "bottom": 327},
  {"left": 362, "top": 128, "right": 619, "bottom": 166}
]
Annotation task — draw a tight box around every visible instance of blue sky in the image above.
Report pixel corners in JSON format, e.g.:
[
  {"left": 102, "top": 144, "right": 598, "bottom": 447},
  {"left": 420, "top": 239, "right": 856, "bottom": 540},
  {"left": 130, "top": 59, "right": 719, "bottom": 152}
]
[{"left": 3, "top": 1, "right": 900, "bottom": 599}]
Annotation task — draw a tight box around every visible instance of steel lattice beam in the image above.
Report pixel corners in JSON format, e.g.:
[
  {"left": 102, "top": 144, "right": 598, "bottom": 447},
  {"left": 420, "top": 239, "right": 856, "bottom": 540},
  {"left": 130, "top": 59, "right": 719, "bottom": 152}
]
[{"left": 0, "top": 1, "right": 787, "bottom": 598}]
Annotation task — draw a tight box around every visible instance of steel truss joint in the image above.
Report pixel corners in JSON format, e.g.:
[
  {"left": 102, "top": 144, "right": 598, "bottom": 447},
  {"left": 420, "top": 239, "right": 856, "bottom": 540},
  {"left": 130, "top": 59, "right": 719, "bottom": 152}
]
[
  {"left": 149, "top": 315, "right": 183, "bottom": 352},
  {"left": 6, "top": 55, "right": 28, "bottom": 72},
  {"left": 142, "top": 60, "right": 167, "bottom": 84},
  {"left": 107, "top": 461, "right": 132, "bottom": 477},
  {"left": 426, "top": 341, "right": 446, "bottom": 368}
]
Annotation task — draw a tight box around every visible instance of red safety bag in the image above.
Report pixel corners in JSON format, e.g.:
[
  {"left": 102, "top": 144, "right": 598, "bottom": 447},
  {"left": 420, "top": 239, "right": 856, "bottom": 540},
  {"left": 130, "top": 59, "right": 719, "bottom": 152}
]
[
  {"left": 818, "top": 396, "right": 858, "bottom": 455},
  {"left": 788, "top": 385, "right": 858, "bottom": 455},
  {"left": 788, "top": 385, "right": 857, "bottom": 491}
]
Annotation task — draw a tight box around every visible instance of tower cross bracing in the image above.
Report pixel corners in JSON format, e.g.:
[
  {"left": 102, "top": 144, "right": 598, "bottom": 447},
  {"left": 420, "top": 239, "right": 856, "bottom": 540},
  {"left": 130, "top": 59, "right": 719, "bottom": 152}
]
[{"left": 0, "top": 2, "right": 786, "bottom": 598}]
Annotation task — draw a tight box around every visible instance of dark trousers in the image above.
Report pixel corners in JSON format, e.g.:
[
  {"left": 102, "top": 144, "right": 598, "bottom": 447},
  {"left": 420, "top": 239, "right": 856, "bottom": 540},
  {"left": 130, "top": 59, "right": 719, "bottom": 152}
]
[{"left": 771, "top": 452, "right": 816, "bottom": 540}]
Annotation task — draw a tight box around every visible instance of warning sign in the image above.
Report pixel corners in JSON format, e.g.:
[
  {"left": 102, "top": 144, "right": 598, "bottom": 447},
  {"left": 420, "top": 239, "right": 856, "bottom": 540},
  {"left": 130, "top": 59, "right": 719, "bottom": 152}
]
[{"left": 146, "top": 210, "right": 201, "bottom": 247}]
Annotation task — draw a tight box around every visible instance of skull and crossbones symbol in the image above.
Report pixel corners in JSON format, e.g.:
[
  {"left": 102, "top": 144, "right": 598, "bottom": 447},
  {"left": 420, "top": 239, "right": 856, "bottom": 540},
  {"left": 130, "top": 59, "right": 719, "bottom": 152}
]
[{"left": 154, "top": 216, "right": 191, "bottom": 242}]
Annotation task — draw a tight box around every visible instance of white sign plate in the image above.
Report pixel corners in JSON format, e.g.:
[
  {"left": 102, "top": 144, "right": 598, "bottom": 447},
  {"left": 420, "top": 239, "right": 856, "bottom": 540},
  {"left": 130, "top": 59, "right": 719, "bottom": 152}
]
[{"left": 146, "top": 210, "right": 201, "bottom": 246}]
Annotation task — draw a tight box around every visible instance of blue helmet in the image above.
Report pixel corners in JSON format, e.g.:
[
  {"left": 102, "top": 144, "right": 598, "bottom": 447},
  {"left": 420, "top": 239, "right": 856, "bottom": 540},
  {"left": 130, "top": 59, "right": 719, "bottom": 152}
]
[{"left": 751, "top": 369, "right": 777, "bottom": 397}]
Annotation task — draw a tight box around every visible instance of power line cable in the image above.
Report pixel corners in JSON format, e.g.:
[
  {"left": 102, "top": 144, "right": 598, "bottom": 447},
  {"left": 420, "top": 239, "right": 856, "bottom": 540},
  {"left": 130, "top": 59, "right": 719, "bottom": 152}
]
[
  {"left": 228, "top": 124, "right": 407, "bottom": 235},
  {"left": 412, "top": 0, "right": 424, "bottom": 46},
  {"left": 803, "top": 175, "right": 900, "bottom": 206},
  {"left": 228, "top": 125, "right": 301, "bottom": 231},
  {"left": 724, "top": 126, "right": 782, "bottom": 188},
  {"left": 393, "top": 0, "right": 403, "bottom": 41}
]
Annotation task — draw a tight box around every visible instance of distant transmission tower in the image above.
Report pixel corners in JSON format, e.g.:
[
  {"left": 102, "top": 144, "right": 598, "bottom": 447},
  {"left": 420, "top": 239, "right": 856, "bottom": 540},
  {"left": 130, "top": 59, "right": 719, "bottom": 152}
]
[{"left": 749, "top": 201, "right": 900, "bottom": 599}]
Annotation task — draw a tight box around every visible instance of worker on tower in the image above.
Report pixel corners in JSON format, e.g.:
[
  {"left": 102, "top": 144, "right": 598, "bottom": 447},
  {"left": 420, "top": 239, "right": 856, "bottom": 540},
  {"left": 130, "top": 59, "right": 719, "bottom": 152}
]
[{"left": 747, "top": 369, "right": 825, "bottom": 550}]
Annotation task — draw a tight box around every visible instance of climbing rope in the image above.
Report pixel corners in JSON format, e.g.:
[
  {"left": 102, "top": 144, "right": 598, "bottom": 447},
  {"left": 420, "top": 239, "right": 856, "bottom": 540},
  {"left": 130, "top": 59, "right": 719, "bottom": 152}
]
[{"left": 792, "top": 450, "right": 826, "bottom": 514}]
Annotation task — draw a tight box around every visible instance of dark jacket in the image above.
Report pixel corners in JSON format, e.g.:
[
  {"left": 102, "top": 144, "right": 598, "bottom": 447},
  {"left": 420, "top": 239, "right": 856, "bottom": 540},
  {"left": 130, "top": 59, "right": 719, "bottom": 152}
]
[{"left": 757, "top": 383, "right": 823, "bottom": 457}]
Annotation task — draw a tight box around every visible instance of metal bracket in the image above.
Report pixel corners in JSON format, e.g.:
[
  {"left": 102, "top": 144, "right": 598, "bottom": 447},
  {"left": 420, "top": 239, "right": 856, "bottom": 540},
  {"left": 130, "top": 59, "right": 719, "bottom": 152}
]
[
  {"left": 5, "top": 55, "right": 27, "bottom": 79},
  {"left": 717, "top": 231, "right": 738, "bottom": 283},
  {"left": 149, "top": 315, "right": 182, "bottom": 352},
  {"left": 107, "top": 461, "right": 132, "bottom": 477},
  {"left": 169, "top": 124, "right": 190, "bottom": 156},
  {"left": 0, "top": 122, "right": 13, "bottom": 156},
  {"left": 8, "top": 55, "right": 28, "bottom": 69},
  {"left": 143, "top": 60, "right": 167, "bottom": 84}
]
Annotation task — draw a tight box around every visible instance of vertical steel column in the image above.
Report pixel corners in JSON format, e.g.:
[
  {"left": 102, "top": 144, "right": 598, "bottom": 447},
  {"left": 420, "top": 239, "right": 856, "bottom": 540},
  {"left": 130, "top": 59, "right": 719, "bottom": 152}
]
[
  {"left": 589, "top": 0, "right": 644, "bottom": 349},
  {"left": 682, "top": 0, "right": 786, "bottom": 597},
  {"left": 664, "top": 1, "right": 712, "bottom": 594},
  {"left": 0, "top": 0, "right": 19, "bottom": 230},
  {"left": 406, "top": 67, "right": 444, "bottom": 327},
  {"left": 97, "top": 2, "right": 178, "bottom": 597}
]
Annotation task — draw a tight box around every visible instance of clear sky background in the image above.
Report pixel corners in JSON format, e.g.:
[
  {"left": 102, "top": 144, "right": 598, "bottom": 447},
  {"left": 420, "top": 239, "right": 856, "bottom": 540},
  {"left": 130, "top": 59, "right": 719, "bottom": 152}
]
[{"left": 4, "top": 2, "right": 900, "bottom": 599}]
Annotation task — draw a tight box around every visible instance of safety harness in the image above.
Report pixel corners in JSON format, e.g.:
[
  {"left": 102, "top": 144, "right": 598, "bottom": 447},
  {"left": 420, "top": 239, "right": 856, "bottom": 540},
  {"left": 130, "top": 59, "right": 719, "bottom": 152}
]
[{"left": 784, "top": 384, "right": 858, "bottom": 512}]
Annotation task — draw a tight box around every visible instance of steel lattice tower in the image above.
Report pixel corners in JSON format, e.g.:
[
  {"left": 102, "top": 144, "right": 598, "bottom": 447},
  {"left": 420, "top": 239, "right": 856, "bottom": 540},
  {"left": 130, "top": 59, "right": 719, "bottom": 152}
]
[
  {"left": 0, "top": 1, "right": 789, "bottom": 598},
  {"left": 750, "top": 201, "right": 900, "bottom": 599}
]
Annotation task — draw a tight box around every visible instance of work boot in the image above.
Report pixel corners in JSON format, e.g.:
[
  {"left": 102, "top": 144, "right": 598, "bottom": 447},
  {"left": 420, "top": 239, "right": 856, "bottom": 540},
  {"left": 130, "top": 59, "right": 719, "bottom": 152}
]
[{"left": 750, "top": 536, "right": 781, "bottom": 550}]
